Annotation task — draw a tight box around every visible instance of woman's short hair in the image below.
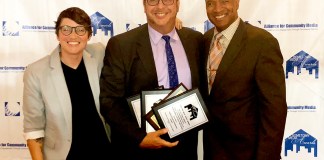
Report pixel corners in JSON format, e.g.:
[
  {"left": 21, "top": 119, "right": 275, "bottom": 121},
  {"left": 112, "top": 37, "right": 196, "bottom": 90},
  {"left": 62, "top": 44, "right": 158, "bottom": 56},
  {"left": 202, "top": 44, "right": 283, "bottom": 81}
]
[{"left": 55, "top": 7, "right": 92, "bottom": 37}]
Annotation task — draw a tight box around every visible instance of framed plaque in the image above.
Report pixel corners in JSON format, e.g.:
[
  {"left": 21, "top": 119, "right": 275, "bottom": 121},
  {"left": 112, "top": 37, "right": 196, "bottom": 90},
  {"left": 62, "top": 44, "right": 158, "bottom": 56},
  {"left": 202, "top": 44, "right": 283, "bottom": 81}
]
[
  {"left": 141, "top": 90, "right": 171, "bottom": 133},
  {"left": 152, "top": 88, "right": 210, "bottom": 140},
  {"left": 126, "top": 85, "right": 165, "bottom": 128},
  {"left": 144, "top": 83, "right": 188, "bottom": 131},
  {"left": 163, "top": 83, "right": 188, "bottom": 101},
  {"left": 126, "top": 94, "right": 141, "bottom": 127},
  {"left": 143, "top": 110, "right": 161, "bottom": 130}
]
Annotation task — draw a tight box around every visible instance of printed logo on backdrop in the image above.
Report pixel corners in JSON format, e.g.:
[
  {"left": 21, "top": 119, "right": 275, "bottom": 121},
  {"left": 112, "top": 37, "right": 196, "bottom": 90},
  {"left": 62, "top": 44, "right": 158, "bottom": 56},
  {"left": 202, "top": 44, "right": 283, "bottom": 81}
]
[
  {"left": 0, "top": 142, "right": 27, "bottom": 149},
  {"left": 125, "top": 22, "right": 197, "bottom": 32},
  {"left": 245, "top": 20, "right": 263, "bottom": 28},
  {"left": 126, "top": 23, "right": 141, "bottom": 31},
  {"left": 241, "top": 19, "right": 319, "bottom": 31},
  {"left": 264, "top": 23, "right": 318, "bottom": 31},
  {"left": 286, "top": 50, "right": 319, "bottom": 79},
  {"left": 204, "top": 20, "right": 214, "bottom": 33},
  {"left": 4, "top": 102, "right": 20, "bottom": 116},
  {"left": 204, "top": 20, "right": 262, "bottom": 33},
  {"left": 1, "top": 101, "right": 27, "bottom": 150},
  {"left": 287, "top": 105, "right": 317, "bottom": 113},
  {"left": 2, "top": 20, "right": 55, "bottom": 36},
  {"left": 2, "top": 21, "right": 19, "bottom": 36},
  {"left": 90, "top": 12, "right": 114, "bottom": 37},
  {"left": 285, "top": 129, "right": 317, "bottom": 158},
  {"left": 0, "top": 66, "right": 26, "bottom": 72}
]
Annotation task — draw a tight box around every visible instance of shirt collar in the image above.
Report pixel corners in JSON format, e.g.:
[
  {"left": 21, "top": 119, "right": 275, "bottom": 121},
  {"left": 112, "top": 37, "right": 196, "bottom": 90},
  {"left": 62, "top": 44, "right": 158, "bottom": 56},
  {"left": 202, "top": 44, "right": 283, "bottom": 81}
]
[
  {"left": 148, "top": 24, "right": 179, "bottom": 45},
  {"left": 214, "top": 17, "right": 240, "bottom": 42}
]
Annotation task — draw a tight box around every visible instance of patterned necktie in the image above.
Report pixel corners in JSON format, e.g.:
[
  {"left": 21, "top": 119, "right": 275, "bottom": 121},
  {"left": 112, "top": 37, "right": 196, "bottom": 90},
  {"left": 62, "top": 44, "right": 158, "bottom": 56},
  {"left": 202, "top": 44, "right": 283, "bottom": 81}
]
[
  {"left": 208, "top": 33, "right": 223, "bottom": 93},
  {"left": 162, "top": 35, "right": 179, "bottom": 88}
]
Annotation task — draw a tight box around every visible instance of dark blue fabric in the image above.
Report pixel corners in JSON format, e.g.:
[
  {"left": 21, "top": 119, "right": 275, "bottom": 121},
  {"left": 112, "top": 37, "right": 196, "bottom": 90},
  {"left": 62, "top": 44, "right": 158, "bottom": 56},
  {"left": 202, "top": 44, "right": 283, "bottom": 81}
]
[{"left": 162, "top": 35, "right": 178, "bottom": 88}]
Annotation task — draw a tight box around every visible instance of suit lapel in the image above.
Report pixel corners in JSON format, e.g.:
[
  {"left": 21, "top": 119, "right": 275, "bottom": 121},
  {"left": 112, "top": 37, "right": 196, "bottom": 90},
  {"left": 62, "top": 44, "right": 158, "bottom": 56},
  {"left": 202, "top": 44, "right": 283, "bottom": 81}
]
[
  {"left": 202, "top": 29, "right": 214, "bottom": 94},
  {"left": 212, "top": 21, "right": 245, "bottom": 92},
  {"left": 49, "top": 47, "right": 72, "bottom": 135},
  {"left": 83, "top": 51, "right": 100, "bottom": 113},
  {"left": 135, "top": 24, "right": 158, "bottom": 82},
  {"left": 204, "top": 29, "right": 214, "bottom": 72},
  {"left": 177, "top": 29, "right": 199, "bottom": 87}
]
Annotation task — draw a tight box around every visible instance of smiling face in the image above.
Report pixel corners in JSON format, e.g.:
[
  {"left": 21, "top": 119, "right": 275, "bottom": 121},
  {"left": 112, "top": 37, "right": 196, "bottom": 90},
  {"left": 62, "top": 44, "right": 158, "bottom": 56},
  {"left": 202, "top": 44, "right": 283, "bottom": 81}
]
[
  {"left": 206, "top": 0, "right": 239, "bottom": 32},
  {"left": 57, "top": 18, "right": 90, "bottom": 56},
  {"left": 143, "top": 0, "right": 179, "bottom": 34}
]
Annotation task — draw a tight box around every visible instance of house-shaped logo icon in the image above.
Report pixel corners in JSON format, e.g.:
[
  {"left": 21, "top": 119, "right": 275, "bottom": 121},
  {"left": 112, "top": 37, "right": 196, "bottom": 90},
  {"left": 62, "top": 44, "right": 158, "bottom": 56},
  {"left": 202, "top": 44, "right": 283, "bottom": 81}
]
[
  {"left": 184, "top": 104, "right": 198, "bottom": 120},
  {"left": 90, "top": 12, "right": 114, "bottom": 37},
  {"left": 286, "top": 50, "right": 319, "bottom": 79},
  {"left": 285, "top": 129, "right": 317, "bottom": 157}
]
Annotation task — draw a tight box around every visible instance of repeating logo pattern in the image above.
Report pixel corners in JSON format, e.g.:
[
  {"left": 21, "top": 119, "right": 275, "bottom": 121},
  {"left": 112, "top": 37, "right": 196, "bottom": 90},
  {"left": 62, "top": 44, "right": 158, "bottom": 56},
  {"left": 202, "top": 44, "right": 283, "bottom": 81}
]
[
  {"left": 204, "top": 20, "right": 214, "bottom": 33},
  {"left": 90, "top": 12, "right": 114, "bottom": 37},
  {"left": 126, "top": 23, "right": 141, "bottom": 31},
  {"left": 4, "top": 102, "right": 21, "bottom": 116},
  {"left": 286, "top": 50, "right": 319, "bottom": 79},
  {"left": 2, "top": 21, "right": 19, "bottom": 36},
  {"left": 285, "top": 129, "right": 318, "bottom": 157}
]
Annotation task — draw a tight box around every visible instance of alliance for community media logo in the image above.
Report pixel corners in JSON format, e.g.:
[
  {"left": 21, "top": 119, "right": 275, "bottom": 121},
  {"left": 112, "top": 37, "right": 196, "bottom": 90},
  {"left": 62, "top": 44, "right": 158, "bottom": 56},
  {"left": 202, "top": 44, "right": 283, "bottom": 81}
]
[
  {"left": 287, "top": 105, "right": 317, "bottom": 113},
  {"left": 0, "top": 142, "right": 27, "bottom": 148},
  {"left": 264, "top": 23, "right": 318, "bottom": 31},
  {"left": 4, "top": 102, "right": 21, "bottom": 116},
  {"left": 90, "top": 12, "right": 114, "bottom": 37},
  {"left": 2, "top": 20, "right": 55, "bottom": 36},
  {"left": 286, "top": 50, "right": 319, "bottom": 79},
  {"left": 0, "top": 66, "right": 26, "bottom": 72},
  {"left": 2, "top": 21, "right": 19, "bottom": 36},
  {"left": 285, "top": 129, "right": 317, "bottom": 158}
]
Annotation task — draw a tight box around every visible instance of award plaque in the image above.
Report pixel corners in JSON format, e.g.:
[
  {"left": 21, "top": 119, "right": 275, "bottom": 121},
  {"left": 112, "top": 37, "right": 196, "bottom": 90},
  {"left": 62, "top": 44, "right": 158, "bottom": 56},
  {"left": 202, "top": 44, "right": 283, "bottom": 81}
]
[
  {"left": 141, "top": 90, "right": 171, "bottom": 133},
  {"left": 126, "top": 94, "right": 141, "bottom": 127},
  {"left": 143, "top": 110, "right": 161, "bottom": 130},
  {"left": 126, "top": 85, "right": 165, "bottom": 128},
  {"left": 144, "top": 83, "right": 189, "bottom": 131},
  {"left": 163, "top": 83, "right": 188, "bottom": 101},
  {"left": 152, "top": 88, "right": 210, "bottom": 140}
]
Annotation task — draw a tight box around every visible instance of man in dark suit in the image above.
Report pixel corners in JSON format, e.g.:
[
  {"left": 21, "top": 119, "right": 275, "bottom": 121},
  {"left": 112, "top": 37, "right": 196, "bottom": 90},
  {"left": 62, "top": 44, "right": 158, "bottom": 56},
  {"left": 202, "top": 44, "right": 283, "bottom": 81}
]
[
  {"left": 201, "top": 0, "right": 287, "bottom": 160},
  {"left": 99, "top": 0, "right": 203, "bottom": 159}
]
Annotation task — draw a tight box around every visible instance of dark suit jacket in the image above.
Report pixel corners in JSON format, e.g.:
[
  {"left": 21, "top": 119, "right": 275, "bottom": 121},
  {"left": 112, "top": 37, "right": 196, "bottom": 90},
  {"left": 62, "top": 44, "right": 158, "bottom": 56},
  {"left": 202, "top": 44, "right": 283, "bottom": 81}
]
[
  {"left": 201, "top": 20, "right": 287, "bottom": 160},
  {"left": 100, "top": 24, "right": 203, "bottom": 160}
]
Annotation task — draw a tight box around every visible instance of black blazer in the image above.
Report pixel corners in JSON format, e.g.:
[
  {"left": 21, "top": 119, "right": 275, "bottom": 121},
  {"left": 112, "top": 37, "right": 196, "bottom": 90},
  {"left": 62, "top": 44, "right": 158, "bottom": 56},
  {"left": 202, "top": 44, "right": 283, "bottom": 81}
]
[
  {"left": 100, "top": 24, "right": 203, "bottom": 160},
  {"left": 201, "top": 20, "right": 287, "bottom": 160}
]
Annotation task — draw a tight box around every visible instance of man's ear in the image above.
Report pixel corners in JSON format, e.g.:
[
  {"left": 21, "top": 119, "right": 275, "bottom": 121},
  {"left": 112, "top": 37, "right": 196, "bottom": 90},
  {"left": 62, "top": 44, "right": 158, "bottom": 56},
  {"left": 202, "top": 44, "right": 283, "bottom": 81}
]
[{"left": 176, "top": 0, "right": 180, "bottom": 12}]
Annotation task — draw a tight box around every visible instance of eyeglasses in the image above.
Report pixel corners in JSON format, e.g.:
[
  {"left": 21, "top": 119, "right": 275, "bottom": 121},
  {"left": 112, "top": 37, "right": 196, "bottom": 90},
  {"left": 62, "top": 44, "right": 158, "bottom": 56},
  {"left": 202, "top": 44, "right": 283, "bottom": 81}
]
[
  {"left": 59, "top": 25, "right": 88, "bottom": 36},
  {"left": 146, "top": 0, "right": 175, "bottom": 6}
]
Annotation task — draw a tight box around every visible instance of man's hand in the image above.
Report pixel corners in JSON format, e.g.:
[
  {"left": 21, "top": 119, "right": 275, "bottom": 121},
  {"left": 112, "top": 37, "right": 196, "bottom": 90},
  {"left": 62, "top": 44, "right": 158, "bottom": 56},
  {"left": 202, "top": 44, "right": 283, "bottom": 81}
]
[
  {"left": 139, "top": 128, "right": 179, "bottom": 149},
  {"left": 175, "top": 18, "right": 183, "bottom": 30}
]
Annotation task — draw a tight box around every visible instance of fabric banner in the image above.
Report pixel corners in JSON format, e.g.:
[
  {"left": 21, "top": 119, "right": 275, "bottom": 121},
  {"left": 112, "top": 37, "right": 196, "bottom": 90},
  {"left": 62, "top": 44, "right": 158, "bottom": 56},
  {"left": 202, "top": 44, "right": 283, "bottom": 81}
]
[{"left": 0, "top": 0, "right": 323, "bottom": 159}]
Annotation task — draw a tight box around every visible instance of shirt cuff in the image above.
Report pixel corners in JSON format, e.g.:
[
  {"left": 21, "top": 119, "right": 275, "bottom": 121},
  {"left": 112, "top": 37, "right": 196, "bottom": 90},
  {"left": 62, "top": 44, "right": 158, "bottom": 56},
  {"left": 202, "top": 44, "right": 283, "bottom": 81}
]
[{"left": 23, "top": 130, "right": 45, "bottom": 140}]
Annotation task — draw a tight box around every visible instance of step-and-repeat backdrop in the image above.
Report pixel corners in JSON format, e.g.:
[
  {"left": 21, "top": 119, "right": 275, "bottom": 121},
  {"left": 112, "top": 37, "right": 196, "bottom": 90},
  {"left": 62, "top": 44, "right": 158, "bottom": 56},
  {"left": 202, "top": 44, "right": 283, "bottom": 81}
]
[{"left": 0, "top": 0, "right": 323, "bottom": 159}]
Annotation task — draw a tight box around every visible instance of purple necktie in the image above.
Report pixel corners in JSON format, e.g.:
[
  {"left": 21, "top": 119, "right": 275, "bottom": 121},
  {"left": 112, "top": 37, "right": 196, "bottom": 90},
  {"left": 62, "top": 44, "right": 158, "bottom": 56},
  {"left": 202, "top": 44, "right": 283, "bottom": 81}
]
[{"left": 162, "top": 35, "right": 179, "bottom": 88}]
